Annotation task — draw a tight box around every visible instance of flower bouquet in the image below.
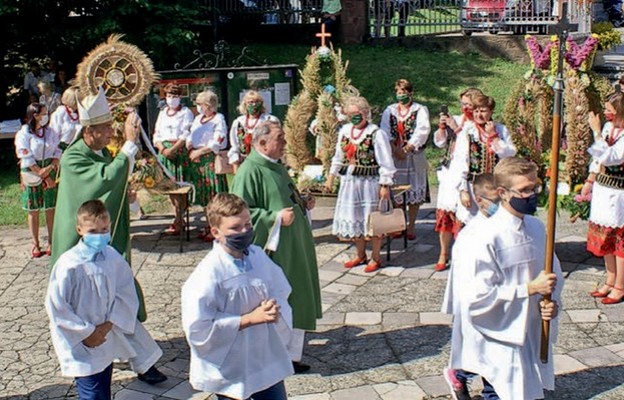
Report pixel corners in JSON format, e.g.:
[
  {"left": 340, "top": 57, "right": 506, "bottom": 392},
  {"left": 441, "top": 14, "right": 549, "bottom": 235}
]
[
  {"left": 559, "top": 184, "right": 591, "bottom": 223},
  {"left": 130, "top": 152, "right": 178, "bottom": 193}
]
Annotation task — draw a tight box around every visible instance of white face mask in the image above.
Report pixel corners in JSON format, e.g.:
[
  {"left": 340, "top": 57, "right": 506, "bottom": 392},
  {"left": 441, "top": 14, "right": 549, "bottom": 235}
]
[
  {"left": 196, "top": 106, "right": 203, "bottom": 115},
  {"left": 166, "top": 97, "right": 181, "bottom": 108},
  {"left": 40, "top": 115, "right": 49, "bottom": 126}
]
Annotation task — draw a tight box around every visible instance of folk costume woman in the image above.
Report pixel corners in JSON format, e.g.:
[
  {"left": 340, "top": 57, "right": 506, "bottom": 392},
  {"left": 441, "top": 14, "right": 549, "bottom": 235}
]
[
  {"left": 453, "top": 94, "right": 516, "bottom": 226},
  {"left": 584, "top": 92, "right": 624, "bottom": 304},
  {"left": 187, "top": 90, "right": 229, "bottom": 241},
  {"left": 326, "top": 96, "right": 396, "bottom": 273},
  {"left": 153, "top": 83, "right": 195, "bottom": 235},
  {"left": 380, "top": 79, "right": 430, "bottom": 241},
  {"left": 432, "top": 87, "right": 483, "bottom": 271},
  {"left": 50, "top": 86, "right": 81, "bottom": 151},
  {"left": 15, "top": 103, "right": 61, "bottom": 258},
  {"left": 228, "top": 90, "right": 278, "bottom": 172}
]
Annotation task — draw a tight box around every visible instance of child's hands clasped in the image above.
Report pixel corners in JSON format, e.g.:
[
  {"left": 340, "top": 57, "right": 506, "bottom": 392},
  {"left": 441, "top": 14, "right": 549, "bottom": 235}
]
[
  {"left": 82, "top": 321, "right": 113, "bottom": 348},
  {"left": 249, "top": 299, "right": 281, "bottom": 325}
]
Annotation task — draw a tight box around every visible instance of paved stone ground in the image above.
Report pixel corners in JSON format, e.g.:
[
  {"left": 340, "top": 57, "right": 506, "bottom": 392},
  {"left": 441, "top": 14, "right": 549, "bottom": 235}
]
[{"left": 1, "top": 191, "right": 624, "bottom": 400}]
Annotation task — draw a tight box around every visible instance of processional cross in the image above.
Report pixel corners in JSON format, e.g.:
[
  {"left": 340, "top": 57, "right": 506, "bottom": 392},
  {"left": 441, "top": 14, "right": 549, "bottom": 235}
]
[
  {"left": 541, "top": 3, "right": 573, "bottom": 364},
  {"left": 315, "top": 23, "right": 332, "bottom": 47}
]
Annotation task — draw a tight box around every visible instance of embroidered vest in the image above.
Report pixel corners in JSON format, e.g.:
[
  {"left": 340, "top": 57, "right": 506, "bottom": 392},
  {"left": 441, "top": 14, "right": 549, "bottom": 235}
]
[
  {"left": 468, "top": 134, "right": 499, "bottom": 177},
  {"left": 389, "top": 108, "right": 419, "bottom": 146},
  {"left": 338, "top": 128, "right": 380, "bottom": 176},
  {"left": 236, "top": 122, "right": 253, "bottom": 157}
]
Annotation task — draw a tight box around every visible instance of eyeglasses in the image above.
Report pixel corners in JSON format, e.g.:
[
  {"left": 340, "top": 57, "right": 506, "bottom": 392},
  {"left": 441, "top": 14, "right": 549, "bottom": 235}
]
[{"left": 507, "top": 186, "right": 542, "bottom": 197}]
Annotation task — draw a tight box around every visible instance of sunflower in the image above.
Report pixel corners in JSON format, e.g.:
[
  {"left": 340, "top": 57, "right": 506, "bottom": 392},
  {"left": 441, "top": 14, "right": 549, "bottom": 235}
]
[{"left": 144, "top": 176, "right": 155, "bottom": 188}]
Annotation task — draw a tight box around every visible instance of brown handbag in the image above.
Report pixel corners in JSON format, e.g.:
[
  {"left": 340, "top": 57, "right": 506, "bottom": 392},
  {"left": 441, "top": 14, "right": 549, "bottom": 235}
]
[
  {"left": 214, "top": 151, "right": 234, "bottom": 175},
  {"left": 367, "top": 198, "right": 406, "bottom": 237}
]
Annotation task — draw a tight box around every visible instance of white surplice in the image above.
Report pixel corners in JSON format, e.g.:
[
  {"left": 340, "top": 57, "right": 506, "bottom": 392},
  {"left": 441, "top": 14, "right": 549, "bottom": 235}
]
[
  {"left": 46, "top": 241, "right": 162, "bottom": 377},
  {"left": 445, "top": 207, "right": 563, "bottom": 400},
  {"left": 181, "top": 244, "right": 294, "bottom": 399}
]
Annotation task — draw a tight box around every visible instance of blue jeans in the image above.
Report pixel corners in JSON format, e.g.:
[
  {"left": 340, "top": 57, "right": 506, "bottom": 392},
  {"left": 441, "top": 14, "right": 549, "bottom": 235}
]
[
  {"left": 455, "top": 369, "right": 500, "bottom": 400},
  {"left": 217, "top": 381, "right": 287, "bottom": 400},
  {"left": 75, "top": 364, "right": 113, "bottom": 400}
]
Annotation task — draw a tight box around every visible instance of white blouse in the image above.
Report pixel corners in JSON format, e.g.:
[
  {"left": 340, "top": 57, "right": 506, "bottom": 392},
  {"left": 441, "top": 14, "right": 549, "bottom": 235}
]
[
  {"left": 187, "top": 113, "right": 228, "bottom": 153},
  {"left": 588, "top": 122, "right": 624, "bottom": 227},
  {"left": 14, "top": 124, "right": 61, "bottom": 168},
  {"left": 379, "top": 102, "right": 431, "bottom": 149},
  {"left": 227, "top": 113, "right": 279, "bottom": 164},
  {"left": 153, "top": 106, "right": 194, "bottom": 143},
  {"left": 329, "top": 123, "right": 397, "bottom": 186},
  {"left": 50, "top": 105, "right": 81, "bottom": 146}
]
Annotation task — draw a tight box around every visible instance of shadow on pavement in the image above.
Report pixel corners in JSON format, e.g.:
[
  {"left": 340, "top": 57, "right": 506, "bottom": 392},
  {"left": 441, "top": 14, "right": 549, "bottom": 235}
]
[{"left": 547, "top": 364, "right": 624, "bottom": 399}]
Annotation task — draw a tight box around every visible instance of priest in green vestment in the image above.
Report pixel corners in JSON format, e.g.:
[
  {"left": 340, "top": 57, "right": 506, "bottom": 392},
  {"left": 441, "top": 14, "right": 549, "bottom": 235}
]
[{"left": 230, "top": 120, "right": 322, "bottom": 370}]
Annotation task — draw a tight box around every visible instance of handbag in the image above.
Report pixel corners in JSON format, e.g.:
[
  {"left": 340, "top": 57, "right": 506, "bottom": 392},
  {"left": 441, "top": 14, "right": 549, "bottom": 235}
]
[
  {"left": 367, "top": 197, "right": 406, "bottom": 237},
  {"left": 20, "top": 170, "right": 43, "bottom": 187},
  {"left": 214, "top": 151, "right": 234, "bottom": 175}
]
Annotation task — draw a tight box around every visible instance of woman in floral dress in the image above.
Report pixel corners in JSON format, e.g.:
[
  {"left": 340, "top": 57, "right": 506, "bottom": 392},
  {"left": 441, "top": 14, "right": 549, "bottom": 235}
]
[
  {"left": 14, "top": 103, "right": 61, "bottom": 258},
  {"left": 187, "top": 90, "right": 229, "bottom": 241}
]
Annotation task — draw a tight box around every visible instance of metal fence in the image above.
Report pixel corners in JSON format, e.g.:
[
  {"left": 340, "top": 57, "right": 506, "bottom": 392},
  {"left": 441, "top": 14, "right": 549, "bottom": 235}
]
[
  {"left": 368, "top": 0, "right": 592, "bottom": 37},
  {"left": 203, "top": 0, "right": 324, "bottom": 24}
]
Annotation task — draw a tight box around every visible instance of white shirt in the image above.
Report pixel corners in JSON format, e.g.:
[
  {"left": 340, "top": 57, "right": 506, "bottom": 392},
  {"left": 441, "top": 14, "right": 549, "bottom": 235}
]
[
  {"left": 379, "top": 102, "right": 431, "bottom": 150},
  {"left": 14, "top": 125, "right": 61, "bottom": 168},
  {"left": 153, "top": 106, "right": 194, "bottom": 143},
  {"left": 187, "top": 112, "right": 228, "bottom": 152},
  {"left": 446, "top": 207, "right": 563, "bottom": 400},
  {"left": 45, "top": 242, "right": 140, "bottom": 377},
  {"left": 227, "top": 113, "right": 279, "bottom": 164},
  {"left": 329, "top": 123, "right": 397, "bottom": 186},
  {"left": 181, "top": 244, "right": 294, "bottom": 399},
  {"left": 50, "top": 105, "right": 81, "bottom": 146},
  {"left": 588, "top": 122, "right": 624, "bottom": 227}
]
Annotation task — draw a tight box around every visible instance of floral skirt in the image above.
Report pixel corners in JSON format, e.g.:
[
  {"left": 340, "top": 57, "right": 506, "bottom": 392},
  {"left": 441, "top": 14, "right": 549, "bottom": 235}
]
[
  {"left": 587, "top": 222, "right": 624, "bottom": 258},
  {"left": 189, "top": 153, "right": 228, "bottom": 207},
  {"left": 158, "top": 141, "right": 192, "bottom": 182},
  {"left": 434, "top": 209, "right": 461, "bottom": 236},
  {"left": 21, "top": 159, "right": 57, "bottom": 211}
]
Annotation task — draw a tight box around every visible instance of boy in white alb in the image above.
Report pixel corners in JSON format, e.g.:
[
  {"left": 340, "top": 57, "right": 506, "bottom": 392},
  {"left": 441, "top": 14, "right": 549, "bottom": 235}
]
[
  {"left": 443, "top": 158, "right": 563, "bottom": 400},
  {"left": 46, "top": 200, "right": 162, "bottom": 399},
  {"left": 181, "top": 193, "right": 293, "bottom": 400}
]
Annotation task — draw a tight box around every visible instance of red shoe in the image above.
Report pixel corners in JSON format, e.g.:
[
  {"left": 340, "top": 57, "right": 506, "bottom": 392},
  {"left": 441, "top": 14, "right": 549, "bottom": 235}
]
[
  {"left": 407, "top": 232, "right": 417, "bottom": 241},
  {"left": 31, "top": 244, "right": 43, "bottom": 259},
  {"left": 590, "top": 284, "right": 613, "bottom": 298},
  {"left": 364, "top": 259, "right": 381, "bottom": 273},
  {"left": 164, "top": 223, "right": 181, "bottom": 236},
  {"left": 344, "top": 256, "right": 367, "bottom": 269},
  {"left": 602, "top": 287, "right": 624, "bottom": 304},
  {"left": 44, "top": 244, "right": 52, "bottom": 257},
  {"left": 434, "top": 261, "right": 450, "bottom": 272}
]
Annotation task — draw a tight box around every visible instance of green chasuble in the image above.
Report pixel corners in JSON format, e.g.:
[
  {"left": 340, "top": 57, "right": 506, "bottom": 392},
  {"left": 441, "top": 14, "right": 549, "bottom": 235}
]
[
  {"left": 50, "top": 138, "right": 146, "bottom": 321},
  {"left": 231, "top": 150, "right": 322, "bottom": 330}
]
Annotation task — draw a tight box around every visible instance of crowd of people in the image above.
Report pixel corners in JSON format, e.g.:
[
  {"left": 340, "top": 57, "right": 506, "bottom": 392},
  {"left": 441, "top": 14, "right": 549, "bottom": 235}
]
[{"left": 12, "top": 73, "right": 624, "bottom": 399}]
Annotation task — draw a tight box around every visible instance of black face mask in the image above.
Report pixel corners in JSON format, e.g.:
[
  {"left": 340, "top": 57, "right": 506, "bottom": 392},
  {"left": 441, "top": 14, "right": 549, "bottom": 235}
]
[
  {"left": 508, "top": 193, "right": 538, "bottom": 215},
  {"left": 222, "top": 229, "right": 254, "bottom": 255}
]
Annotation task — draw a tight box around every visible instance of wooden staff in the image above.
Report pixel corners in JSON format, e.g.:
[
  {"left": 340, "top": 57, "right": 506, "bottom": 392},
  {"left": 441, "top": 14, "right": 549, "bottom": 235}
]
[{"left": 541, "top": 6, "right": 569, "bottom": 363}]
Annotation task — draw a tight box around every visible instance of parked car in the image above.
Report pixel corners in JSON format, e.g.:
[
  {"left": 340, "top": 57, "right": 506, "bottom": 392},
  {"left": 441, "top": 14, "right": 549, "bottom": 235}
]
[{"left": 460, "top": 0, "right": 506, "bottom": 35}]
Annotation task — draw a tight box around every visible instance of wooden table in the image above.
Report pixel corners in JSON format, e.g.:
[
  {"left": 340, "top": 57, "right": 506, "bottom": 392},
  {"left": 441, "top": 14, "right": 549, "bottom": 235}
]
[
  {"left": 385, "top": 184, "right": 411, "bottom": 261},
  {"left": 163, "top": 186, "right": 192, "bottom": 253}
]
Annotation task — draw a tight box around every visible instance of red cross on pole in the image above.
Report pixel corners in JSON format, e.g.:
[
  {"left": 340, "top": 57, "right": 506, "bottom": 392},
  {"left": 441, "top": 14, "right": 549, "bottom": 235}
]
[{"left": 315, "top": 23, "right": 332, "bottom": 47}]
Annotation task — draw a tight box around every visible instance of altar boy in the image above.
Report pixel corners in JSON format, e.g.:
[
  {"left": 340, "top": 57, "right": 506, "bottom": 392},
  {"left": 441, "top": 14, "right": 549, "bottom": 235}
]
[
  {"left": 46, "top": 200, "right": 162, "bottom": 399},
  {"left": 444, "top": 157, "right": 563, "bottom": 400},
  {"left": 181, "top": 193, "right": 293, "bottom": 400}
]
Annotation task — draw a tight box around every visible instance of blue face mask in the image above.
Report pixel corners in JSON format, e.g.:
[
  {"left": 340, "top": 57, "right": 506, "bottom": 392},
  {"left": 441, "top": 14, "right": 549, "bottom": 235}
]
[
  {"left": 484, "top": 200, "right": 499, "bottom": 217},
  {"left": 82, "top": 232, "right": 111, "bottom": 254}
]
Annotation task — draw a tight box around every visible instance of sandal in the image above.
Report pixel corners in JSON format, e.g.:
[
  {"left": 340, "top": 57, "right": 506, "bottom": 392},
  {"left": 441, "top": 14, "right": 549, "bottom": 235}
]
[
  {"left": 434, "top": 253, "right": 450, "bottom": 271},
  {"left": 344, "top": 255, "right": 367, "bottom": 269},
  {"left": 31, "top": 244, "right": 43, "bottom": 259},
  {"left": 602, "top": 286, "right": 624, "bottom": 305},
  {"left": 590, "top": 283, "right": 613, "bottom": 298},
  {"left": 364, "top": 259, "right": 382, "bottom": 273},
  {"left": 44, "top": 243, "right": 52, "bottom": 257}
]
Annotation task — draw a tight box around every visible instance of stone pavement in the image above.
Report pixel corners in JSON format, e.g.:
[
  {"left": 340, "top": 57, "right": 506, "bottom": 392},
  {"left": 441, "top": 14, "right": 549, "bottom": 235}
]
[{"left": 1, "top": 194, "right": 624, "bottom": 400}]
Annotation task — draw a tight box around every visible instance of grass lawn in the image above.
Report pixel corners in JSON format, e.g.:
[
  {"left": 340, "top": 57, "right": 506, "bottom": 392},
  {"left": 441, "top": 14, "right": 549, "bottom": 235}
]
[{"left": 0, "top": 44, "right": 528, "bottom": 226}]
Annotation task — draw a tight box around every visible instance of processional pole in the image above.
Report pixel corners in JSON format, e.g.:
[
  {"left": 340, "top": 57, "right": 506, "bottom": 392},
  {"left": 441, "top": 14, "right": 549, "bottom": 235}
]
[{"left": 541, "top": 2, "right": 570, "bottom": 364}]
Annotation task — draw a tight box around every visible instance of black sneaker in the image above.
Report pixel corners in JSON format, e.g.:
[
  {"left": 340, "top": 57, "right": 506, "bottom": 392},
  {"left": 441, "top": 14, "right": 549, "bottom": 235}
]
[
  {"left": 443, "top": 368, "right": 471, "bottom": 400},
  {"left": 292, "top": 361, "right": 311, "bottom": 374},
  {"left": 137, "top": 366, "right": 168, "bottom": 385}
]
